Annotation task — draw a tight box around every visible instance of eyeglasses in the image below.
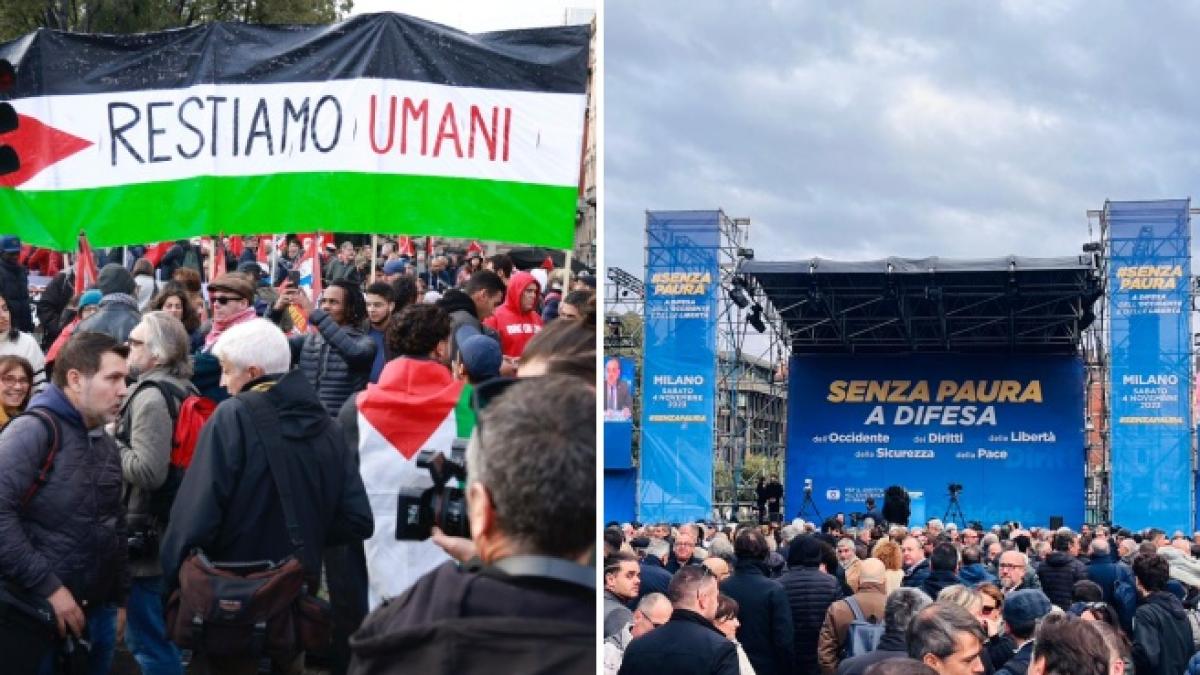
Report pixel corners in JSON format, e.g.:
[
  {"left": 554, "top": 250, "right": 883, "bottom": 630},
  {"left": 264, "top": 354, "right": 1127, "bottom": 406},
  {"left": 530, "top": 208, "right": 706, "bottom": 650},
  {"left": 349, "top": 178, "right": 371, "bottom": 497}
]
[
  {"left": 210, "top": 295, "right": 245, "bottom": 305},
  {"left": 980, "top": 604, "right": 998, "bottom": 615},
  {"left": 636, "top": 610, "right": 667, "bottom": 628},
  {"left": 1, "top": 375, "right": 29, "bottom": 388}
]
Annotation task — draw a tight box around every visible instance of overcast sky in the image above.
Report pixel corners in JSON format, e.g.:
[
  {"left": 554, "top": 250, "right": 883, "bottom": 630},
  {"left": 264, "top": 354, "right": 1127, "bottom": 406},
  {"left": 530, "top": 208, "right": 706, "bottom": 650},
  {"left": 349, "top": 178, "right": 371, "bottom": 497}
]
[{"left": 604, "top": 1, "right": 1200, "bottom": 280}]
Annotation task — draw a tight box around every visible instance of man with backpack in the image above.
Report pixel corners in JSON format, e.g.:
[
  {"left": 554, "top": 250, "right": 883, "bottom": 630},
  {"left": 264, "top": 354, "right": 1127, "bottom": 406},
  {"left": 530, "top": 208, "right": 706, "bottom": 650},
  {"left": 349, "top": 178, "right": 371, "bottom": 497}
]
[
  {"left": 161, "top": 318, "right": 373, "bottom": 674},
  {"left": 817, "top": 558, "right": 887, "bottom": 674},
  {"left": 116, "top": 311, "right": 209, "bottom": 675},
  {"left": 0, "top": 331, "right": 130, "bottom": 673}
]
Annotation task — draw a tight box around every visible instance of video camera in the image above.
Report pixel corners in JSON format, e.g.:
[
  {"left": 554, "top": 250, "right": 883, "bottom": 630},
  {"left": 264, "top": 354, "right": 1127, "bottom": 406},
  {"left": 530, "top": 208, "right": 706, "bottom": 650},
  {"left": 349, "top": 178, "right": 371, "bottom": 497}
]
[
  {"left": 396, "top": 439, "right": 470, "bottom": 541},
  {"left": 948, "top": 483, "right": 963, "bottom": 497}
]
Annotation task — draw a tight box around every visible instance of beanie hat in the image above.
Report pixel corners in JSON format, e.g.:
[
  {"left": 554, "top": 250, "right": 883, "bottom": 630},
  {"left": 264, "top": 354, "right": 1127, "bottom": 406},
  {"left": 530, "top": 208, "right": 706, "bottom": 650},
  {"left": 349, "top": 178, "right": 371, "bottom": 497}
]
[
  {"left": 96, "top": 263, "right": 136, "bottom": 296},
  {"left": 78, "top": 289, "right": 102, "bottom": 309}
]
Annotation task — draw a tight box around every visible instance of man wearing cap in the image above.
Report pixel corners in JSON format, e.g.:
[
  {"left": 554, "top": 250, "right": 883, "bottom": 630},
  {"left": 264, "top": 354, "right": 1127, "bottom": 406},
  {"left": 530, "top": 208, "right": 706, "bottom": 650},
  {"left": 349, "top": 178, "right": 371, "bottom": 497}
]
[
  {"left": 191, "top": 272, "right": 259, "bottom": 402},
  {"left": 77, "top": 263, "right": 142, "bottom": 343},
  {"left": 993, "top": 589, "right": 1052, "bottom": 675},
  {"left": 454, "top": 334, "right": 502, "bottom": 384},
  {"left": 381, "top": 259, "right": 409, "bottom": 283},
  {"left": 0, "top": 235, "right": 33, "bottom": 333}
]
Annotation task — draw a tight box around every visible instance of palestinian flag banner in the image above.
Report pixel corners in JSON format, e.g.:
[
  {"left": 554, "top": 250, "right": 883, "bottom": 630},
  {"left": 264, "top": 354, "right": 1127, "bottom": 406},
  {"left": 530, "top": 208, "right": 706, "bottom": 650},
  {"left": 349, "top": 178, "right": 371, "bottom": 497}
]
[
  {"left": 0, "top": 15, "right": 590, "bottom": 251},
  {"left": 355, "top": 357, "right": 475, "bottom": 608}
]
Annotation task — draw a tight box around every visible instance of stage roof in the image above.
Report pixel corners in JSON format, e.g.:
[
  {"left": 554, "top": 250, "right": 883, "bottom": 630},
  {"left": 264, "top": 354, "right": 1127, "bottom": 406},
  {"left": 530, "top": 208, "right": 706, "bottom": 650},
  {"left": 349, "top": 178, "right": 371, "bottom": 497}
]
[{"left": 742, "top": 255, "right": 1103, "bottom": 355}]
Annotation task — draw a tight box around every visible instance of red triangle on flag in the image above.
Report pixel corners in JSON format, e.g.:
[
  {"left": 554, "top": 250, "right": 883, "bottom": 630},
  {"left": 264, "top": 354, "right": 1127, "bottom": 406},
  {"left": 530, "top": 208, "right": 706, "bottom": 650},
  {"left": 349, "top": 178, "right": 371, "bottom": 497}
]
[{"left": 0, "top": 113, "right": 93, "bottom": 188}]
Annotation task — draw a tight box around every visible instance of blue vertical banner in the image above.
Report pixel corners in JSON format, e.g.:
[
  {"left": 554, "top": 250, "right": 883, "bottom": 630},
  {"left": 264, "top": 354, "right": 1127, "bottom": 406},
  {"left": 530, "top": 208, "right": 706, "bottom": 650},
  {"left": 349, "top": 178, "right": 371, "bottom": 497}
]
[
  {"left": 1107, "top": 199, "right": 1192, "bottom": 532},
  {"left": 639, "top": 210, "right": 721, "bottom": 522}
]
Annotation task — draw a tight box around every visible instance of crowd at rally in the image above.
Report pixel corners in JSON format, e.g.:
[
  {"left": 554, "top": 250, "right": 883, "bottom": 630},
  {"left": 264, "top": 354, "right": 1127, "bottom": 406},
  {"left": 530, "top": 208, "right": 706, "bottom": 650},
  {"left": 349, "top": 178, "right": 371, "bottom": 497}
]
[
  {"left": 0, "top": 234, "right": 597, "bottom": 674},
  {"left": 605, "top": 508, "right": 1200, "bottom": 675}
]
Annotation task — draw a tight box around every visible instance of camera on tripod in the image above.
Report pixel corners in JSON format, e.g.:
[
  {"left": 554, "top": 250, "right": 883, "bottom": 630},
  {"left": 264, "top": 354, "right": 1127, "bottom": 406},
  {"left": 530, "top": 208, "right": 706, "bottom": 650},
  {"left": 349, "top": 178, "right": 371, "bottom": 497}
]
[
  {"left": 948, "top": 483, "right": 963, "bottom": 497},
  {"left": 804, "top": 478, "right": 813, "bottom": 496},
  {"left": 396, "top": 439, "right": 470, "bottom": 541}
]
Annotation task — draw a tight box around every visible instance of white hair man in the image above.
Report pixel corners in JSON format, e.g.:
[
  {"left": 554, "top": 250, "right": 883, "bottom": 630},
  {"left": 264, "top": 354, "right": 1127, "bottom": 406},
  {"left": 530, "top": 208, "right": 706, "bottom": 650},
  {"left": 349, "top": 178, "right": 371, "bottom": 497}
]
[
  {"left": 604, "top": 593, "right": 672, "bottom": 674},
  {"left": 115, "top": 311, "right": 198, "bottom": 671},
  {"left": 160, "top": 319, "right": 373, "bottom": 673}
]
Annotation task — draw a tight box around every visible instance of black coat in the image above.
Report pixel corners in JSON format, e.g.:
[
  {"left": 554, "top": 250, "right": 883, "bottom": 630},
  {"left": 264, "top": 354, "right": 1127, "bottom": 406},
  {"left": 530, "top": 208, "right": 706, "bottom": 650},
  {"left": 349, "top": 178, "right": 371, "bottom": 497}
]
[
  {"left": 1035, "top": 551, "right": 1087, "bottom": 610},
  {"left": 349, "top": 559, "right": 594, "bottom": 675},
  {"left": 0, "top": 385, "right": 127, "bottom": 606},
  {"left": 720, "top": 559, "right": 795, "bottom": 675},
  {"left": 160, "top": 370, "right": 374, "bottom": 595},
  {"left": 287, "top": 309, "right": 376, "bottom": 417},
  {"left": 638, "top": 556, "right": 672, "bottom": 600},
  {"left": 995, "top": 640, "right": 1034, "bottom": 675},
  {"left": 35, "top": 269, "right": 74, "bottom": 347},
  {"left": 618, "top": 609, "right": 739, "bottom": 675},
  {"left": 919, "top": 569, "right": 962, "bottom": 601},
  {"left": 901, "top": 558, "right": 931, "bottom": 590},
  {"left": 1132, "top": 591, "right": 1193, "bottom": 675},
  {"left": 76, "top": 293, "right": 141, "bottom": 344},
  {"left": 780, "top": 566, "right": 840, "bottom": 675},
  {"left": 0, "top": 255, "right": 33, "bottom": 332}
]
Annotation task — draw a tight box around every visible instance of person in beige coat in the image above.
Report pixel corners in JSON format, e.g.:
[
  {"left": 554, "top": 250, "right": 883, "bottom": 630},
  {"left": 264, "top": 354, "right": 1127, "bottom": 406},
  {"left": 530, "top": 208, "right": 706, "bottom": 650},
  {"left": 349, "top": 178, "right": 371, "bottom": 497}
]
[{"left": 816, "top": 558, "right": 888, "bottom": 674}]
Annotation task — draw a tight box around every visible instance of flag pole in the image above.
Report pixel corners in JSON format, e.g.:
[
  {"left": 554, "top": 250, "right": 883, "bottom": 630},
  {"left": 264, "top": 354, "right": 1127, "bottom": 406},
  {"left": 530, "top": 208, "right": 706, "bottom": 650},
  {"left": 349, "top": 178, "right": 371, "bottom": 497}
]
[{"left": 370, "top": 234, "right": 378, "bottom": 285}]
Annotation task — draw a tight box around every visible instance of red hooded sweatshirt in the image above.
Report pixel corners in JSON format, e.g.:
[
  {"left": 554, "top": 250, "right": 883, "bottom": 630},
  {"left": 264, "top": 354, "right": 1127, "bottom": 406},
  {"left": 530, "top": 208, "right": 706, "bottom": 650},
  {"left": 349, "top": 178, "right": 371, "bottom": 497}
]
[{"left": 483, "top": 271, "right": 543, "bottom": 357}]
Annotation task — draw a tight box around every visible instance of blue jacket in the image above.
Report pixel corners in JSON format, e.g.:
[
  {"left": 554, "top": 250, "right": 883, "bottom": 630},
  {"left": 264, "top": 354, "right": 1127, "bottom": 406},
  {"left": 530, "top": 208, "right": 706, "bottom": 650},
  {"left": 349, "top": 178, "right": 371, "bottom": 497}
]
[
  {"left": 959, "top": 563, "right": 997, "bottom": 587},
  {"left": 902, "top": 558, "right": 931, "bottom": 590},
  {"left": 1086, "top": 554, "right": 1135, "bottom": 632}
]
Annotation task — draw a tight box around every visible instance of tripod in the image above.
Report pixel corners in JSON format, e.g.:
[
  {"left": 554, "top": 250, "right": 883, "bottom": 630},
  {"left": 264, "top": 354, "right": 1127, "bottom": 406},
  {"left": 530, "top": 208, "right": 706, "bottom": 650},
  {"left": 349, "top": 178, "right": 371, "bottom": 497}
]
[
  {"left": 944, "top": 492, "right": 966, "bottom": 529},
  {"left": 798, "top": 488, "right": 822, "bottom": 523}
]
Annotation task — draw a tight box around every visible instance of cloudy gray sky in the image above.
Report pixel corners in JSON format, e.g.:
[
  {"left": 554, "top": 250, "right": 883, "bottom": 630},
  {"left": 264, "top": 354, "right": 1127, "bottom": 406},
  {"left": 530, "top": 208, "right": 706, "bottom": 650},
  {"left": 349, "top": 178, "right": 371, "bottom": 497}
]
[{"left": 604, "top": 1, "right": 1200, "bottom": 279}]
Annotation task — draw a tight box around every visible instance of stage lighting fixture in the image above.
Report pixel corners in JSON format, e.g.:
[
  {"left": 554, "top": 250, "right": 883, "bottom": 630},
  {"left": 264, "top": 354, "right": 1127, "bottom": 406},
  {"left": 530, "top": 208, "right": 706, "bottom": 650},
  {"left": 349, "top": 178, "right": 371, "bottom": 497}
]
[
  {"left": 737, "top": 247, "right": 755, "bottom": 260},
  {"left": 728, "top": 277, "right": 751, "bottom": 309},
  {"left": 1082, "top": 241, "right": 1102, "bottom": 253},
  {"left": 747, "top": 303, "right": 766, "bottom": 333}
]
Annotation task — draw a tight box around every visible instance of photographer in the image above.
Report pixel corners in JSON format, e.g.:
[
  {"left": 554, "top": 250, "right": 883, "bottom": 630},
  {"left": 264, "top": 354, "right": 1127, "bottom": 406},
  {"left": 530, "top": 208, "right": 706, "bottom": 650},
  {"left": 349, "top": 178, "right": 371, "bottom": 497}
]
[
  {"left": 349, "top": 375, "right": 595, "bottom": 675},
  {"left": 115, "top": 312, "right": 197, "bottom": 673}
]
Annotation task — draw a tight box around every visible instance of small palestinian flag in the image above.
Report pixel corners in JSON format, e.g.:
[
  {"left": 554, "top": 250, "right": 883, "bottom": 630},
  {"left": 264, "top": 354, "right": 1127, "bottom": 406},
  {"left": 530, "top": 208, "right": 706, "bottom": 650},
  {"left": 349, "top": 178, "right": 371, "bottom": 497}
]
[
  {"left": 355, "top": 357, "right": 474, "bottom": 608},
  {"left": 0, "top": 16, "right": 589, "bottom": 251}
]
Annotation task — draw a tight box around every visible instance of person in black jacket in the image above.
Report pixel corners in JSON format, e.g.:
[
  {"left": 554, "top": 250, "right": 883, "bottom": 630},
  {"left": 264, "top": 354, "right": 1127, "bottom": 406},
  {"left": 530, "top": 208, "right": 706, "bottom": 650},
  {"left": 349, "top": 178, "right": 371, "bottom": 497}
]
[
  {"left": 77, "top": 263, "right": 142, "bottom": 344},
  {"left": 836, "top": 587, "right": 931, "bottom": 675},
  {"left": 1131, "top": 552, "right": 1193, "bottom": 675},
  {"left": 160, "top": 318, "right": 374, "bottom": 674},
  {"left": 275, "top": 280, "right": 376, "bottom": 417},
  {"left": 781, "top": 535, "right": 841, "bottom": 675},
  {"left": 720, "top": 527, "right": 795, "bottom": 675},
  {"left": 919, "top": 543, "right": 963, "bottom": 600},
  {"left": 348, "top": 375, "right": 595, "bottom": 675},
  {"left": 1084, "top": 538, "right": 1136, "bottom": 633},
  {"left": 158, "top": 239, "right": 204, "bottom": 283},
  {"left": 638, "top": 537, "right": 674, "bottom": 601},
  {"left": 619, "top": 565, "right": 739, "bottom": 675},
  {"left": 0, "top": 332, "right": 130, "bottom": 673},
  {"left": 994, "top": 590, "right": 1052, "bottom": 675},
  {"left": 436, "top": 270, "right": 505, "bottom": 362},
  {"left": 35, "top": 267, "right": 75, "bottom": 349},
  {"left": 1036, "top": 532, "right": 1087, "bottom": 610},
  {"left": 0, "top": 235, "right": 34, "bottom": 333}
]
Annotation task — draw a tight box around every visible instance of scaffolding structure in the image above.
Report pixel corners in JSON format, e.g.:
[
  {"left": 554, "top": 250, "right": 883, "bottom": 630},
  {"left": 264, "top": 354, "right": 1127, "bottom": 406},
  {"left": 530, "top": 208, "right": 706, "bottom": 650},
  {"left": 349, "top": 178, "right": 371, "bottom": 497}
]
[
  {"left": 604, "top": 266, "right": 645, "bottom": 463},
  {"left": 713, "top": 215, "right": 790, "bottom": 522},
  {"left": 1085, "top": 205, "right": 1199, "bottom": 527}
]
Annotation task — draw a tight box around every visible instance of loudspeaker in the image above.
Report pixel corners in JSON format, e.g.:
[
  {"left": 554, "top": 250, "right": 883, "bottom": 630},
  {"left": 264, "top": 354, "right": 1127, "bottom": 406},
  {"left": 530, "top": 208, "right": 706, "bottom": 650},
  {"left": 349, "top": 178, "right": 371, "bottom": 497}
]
[{"left": 1049, "top": 515, "right": 1063, "bottom": 530}]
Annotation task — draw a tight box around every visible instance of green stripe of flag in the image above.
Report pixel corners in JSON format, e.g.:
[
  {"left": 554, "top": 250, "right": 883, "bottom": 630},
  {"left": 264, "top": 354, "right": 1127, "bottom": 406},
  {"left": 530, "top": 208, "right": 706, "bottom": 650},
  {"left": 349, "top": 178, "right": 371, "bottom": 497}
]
[{"left": 1, "top": 172, "right": 578, "bottom": 251}]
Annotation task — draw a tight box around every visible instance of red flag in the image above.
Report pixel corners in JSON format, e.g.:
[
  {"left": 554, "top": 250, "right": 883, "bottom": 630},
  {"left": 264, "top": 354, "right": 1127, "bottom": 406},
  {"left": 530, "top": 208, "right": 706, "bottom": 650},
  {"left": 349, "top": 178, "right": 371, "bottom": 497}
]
[
  {"left": 207, "top": 237, "right": 226, "bottom": 280},
  {"left": 228, "top": 236, "right": 244, "bottom": 259},
  {"left": 398, "top": 236, "right": 415, "bottom": 257},
  {"left": 541, "top": 256, "right": 555, "bottom": 271},
  {"left": 257, "top": 236, "right": 271, "bottom": 264},
  {"left": 74, "top": 235, "right": 98, "bottom": 295},
  {"left": 143, "top": 241, "right": 173, "bottom": 268},
  {"left": 300, "top": 233, "right": 323, "bottom": 301},
  {"left": 425, "top": 237, "right": 434, "bottom": 258},
  {"left": 467, "top": 240, "right": 484, "bottom": 256}
]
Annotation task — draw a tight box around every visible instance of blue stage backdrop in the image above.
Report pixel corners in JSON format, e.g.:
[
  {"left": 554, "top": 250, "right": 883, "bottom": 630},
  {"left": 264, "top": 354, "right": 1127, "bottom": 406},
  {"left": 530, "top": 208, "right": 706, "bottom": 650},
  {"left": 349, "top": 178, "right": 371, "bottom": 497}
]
[
  {"left": 786, "top": 354, "right": 1085, "bottom": 528},
  {"left": 1106, "top": 200, "right": 1193, "bottom": 532},
  {"left": 639, "top": 211, "right": 721, "bottom": 523}
]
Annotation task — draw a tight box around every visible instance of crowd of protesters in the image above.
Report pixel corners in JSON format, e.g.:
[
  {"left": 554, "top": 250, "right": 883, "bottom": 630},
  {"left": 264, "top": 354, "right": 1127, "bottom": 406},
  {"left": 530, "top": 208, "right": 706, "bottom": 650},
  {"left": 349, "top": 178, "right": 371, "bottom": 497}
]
[
  {"left": 605, "top": 508, "right": 1200, "bottom": 675},
  {"left": 0, "top": 234, "right": 597, "bottom": 674}
]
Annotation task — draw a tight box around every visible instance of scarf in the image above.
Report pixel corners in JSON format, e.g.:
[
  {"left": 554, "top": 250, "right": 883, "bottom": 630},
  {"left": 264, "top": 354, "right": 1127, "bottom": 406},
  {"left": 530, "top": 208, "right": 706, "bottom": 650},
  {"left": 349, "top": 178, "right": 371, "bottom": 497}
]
[{"left": 204, "top": 305, "right": 258, "bottom": 350}]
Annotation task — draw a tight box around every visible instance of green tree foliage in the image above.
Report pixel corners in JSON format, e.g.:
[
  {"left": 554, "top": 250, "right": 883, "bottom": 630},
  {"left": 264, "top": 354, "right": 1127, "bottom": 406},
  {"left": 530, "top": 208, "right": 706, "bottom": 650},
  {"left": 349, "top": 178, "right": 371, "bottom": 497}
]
[{"left": 0, "top": 0, "right": 354, "bottom": 43}]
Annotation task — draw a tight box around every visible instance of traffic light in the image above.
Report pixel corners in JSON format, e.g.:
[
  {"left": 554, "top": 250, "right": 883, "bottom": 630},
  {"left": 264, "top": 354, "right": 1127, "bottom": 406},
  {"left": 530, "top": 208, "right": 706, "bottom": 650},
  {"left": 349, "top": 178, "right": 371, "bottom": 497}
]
[{"left": 0, "top": 58, "right": 17, "bottom": 176}]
